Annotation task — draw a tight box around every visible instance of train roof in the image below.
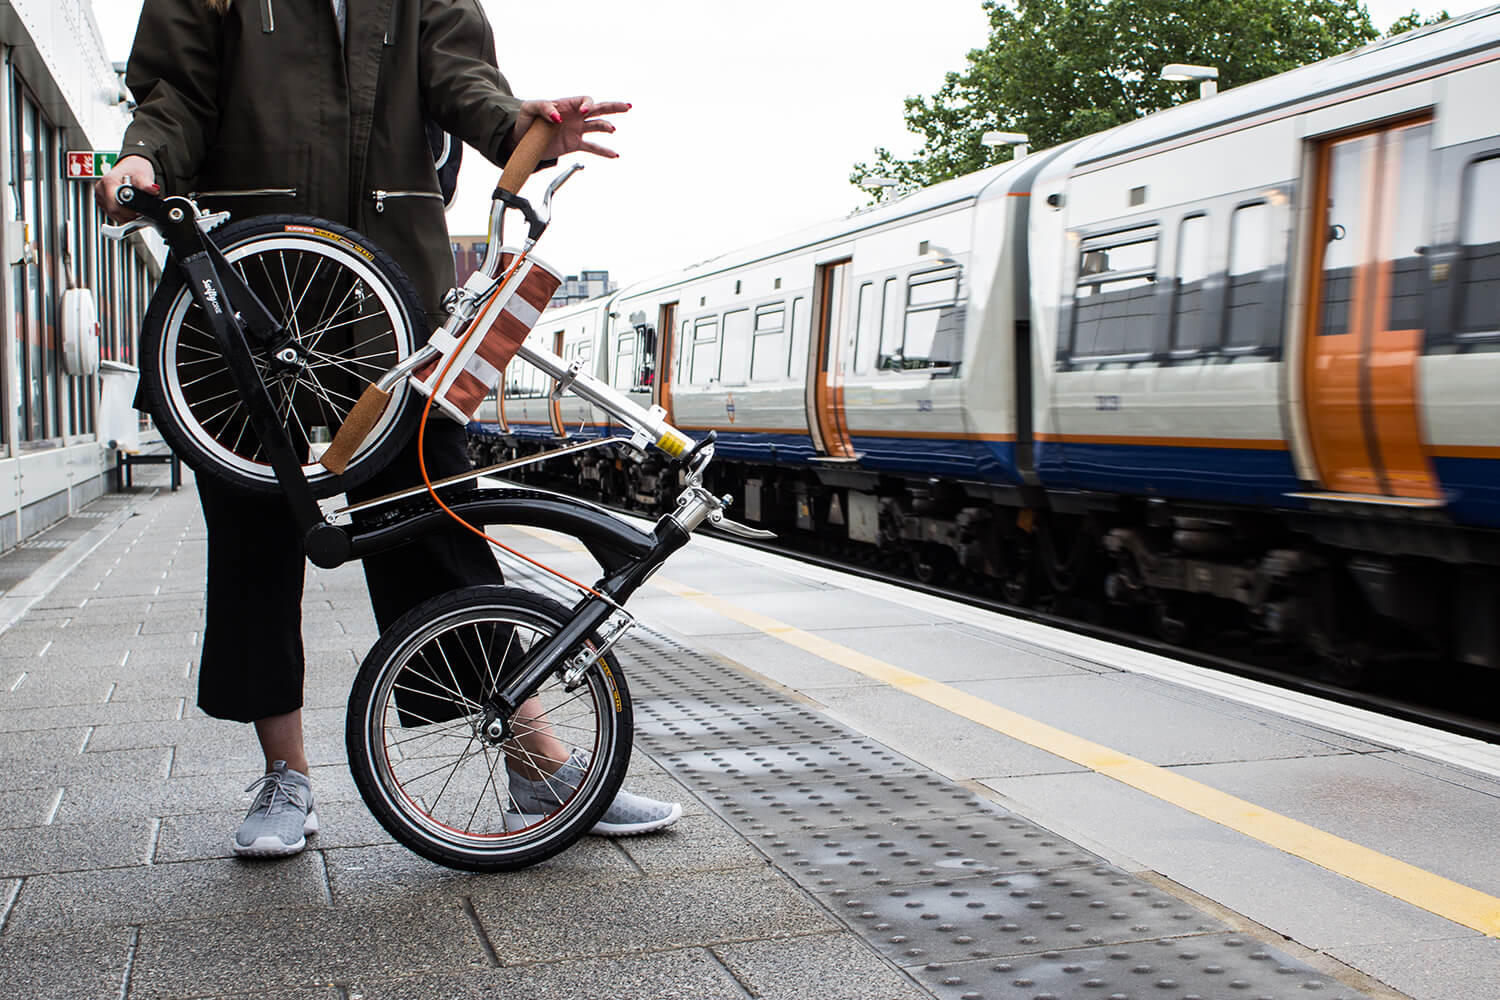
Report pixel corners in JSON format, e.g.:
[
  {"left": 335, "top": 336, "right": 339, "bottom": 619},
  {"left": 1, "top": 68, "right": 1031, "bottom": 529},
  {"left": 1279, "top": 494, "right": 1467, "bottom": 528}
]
[
  {"left": 1075, "top": 4, "right": 1500, "bottom": 168},
  {"left": 615, "top": 152, "right": 1046, "bottom": 300}
]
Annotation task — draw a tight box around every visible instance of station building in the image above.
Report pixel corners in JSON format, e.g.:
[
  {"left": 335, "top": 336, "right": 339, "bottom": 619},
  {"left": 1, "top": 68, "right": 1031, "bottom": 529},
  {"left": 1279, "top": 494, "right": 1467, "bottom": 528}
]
[{"left": 0, "top": 0, "right": 163, "bottom": 552}]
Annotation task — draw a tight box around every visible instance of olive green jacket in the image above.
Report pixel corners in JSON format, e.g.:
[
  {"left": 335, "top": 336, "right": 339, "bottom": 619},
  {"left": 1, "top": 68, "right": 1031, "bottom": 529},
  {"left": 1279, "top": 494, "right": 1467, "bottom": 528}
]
[{"left": 121, "top": 0, "right": 522, "bottom": 320}]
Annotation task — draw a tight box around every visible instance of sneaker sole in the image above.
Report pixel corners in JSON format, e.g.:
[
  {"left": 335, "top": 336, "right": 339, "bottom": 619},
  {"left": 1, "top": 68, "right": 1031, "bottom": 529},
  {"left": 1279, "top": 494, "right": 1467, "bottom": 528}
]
[
  {"left": 590, "top": 802, "right": 682, "bottom": 837},
  {"left": 232, "top": 810, "right": 318, "bottom": 858}
]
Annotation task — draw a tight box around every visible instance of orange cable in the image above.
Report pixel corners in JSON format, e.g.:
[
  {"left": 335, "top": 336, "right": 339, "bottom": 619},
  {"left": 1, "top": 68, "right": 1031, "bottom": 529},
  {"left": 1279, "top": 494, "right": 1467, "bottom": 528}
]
[{"left": 411, "top": 252, "right": 608, "bottom": 601}]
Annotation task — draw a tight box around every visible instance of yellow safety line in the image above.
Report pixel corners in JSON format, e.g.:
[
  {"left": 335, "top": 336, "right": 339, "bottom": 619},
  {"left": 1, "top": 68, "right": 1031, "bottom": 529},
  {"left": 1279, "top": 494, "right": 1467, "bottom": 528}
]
[{"left": 647, "top": 575, "right": 1500, "bottom": 939}]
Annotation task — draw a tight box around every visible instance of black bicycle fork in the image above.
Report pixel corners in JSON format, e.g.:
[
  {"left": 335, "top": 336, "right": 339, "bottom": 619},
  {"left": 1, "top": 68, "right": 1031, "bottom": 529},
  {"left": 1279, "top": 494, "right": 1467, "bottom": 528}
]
[{"left": 121, "top": 186, "right": 694, "bottom": 727}]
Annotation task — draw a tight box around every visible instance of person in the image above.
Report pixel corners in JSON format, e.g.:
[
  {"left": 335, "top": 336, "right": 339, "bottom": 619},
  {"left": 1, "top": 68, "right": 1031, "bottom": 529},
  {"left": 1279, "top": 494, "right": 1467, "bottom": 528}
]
[{"left": 96, "top": 0, "right": 681, "bottom": 857}]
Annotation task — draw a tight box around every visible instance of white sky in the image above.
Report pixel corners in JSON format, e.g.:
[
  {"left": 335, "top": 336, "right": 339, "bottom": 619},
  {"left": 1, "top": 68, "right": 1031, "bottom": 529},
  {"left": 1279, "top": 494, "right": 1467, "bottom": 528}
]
[{"left": 90, "top": 0, "right": 1477, "bottom": 284}]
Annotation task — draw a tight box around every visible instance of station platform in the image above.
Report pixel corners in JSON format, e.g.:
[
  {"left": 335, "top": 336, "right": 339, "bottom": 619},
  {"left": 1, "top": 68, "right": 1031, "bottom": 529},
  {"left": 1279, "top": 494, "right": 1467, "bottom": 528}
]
[{"left": 1, "top": 469, "right": 1497, "bottom": 1000}]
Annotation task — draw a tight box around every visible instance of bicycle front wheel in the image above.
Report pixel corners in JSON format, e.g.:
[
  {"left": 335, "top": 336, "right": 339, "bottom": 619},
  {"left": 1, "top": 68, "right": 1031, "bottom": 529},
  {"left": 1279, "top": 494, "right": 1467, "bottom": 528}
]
[
  {"left": 347, "top": 586, "right": 633, "bottom": 872},
  {"left": 139, "top": 215, "right": 425, "bottom": 497}
]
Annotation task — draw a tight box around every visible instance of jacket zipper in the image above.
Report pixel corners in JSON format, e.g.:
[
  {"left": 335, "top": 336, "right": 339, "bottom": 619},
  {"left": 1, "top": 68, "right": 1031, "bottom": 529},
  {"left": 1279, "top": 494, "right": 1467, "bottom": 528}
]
[
  {"left": 371, "top": 190, "right": 444, "bottom": 213},
  {"left": 259, "top": 0, "right": 275, "bottom": 34},
  {"left": 190, "top": 187, "right": 298, "bottom": 199},
  {"left": 384, "top": 0, "right": 400, "bottom": 46}
]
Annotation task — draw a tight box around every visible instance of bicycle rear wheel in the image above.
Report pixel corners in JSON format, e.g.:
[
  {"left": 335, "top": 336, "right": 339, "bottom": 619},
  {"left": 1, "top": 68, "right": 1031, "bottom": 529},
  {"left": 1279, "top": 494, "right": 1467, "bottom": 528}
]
[
  {"left": 347, "top": 586, "right": 633, "bottom": 871},
  {"left": 139, "top": 215, "right": 425, "bottom": 497}
]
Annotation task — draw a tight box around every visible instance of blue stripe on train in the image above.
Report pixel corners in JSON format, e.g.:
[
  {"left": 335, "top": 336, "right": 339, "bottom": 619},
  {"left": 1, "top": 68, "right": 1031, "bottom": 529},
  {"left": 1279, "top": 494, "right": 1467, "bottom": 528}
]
[
  {"left": 1430, "top": 457, "right": 1500, "bottom": 528},
  {"left": 850, "top": 435, "right": 1020, "bottom": 483},
  {"left": 1035, "top": 440, "right": 1302, "bottom": 507}
]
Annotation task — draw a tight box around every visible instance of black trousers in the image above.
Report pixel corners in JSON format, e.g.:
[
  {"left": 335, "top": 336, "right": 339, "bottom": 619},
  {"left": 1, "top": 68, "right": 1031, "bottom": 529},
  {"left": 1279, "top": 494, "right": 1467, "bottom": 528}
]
[{"left": 196, "top": 419, "right": 503, "bottom": 723}]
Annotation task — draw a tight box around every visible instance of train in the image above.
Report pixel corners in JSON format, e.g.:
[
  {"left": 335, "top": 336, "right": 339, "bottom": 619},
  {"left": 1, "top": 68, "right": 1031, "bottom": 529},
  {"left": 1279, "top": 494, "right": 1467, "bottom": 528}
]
[{"left": 466, "top": 8, "right": 1500, "bottom": 673}]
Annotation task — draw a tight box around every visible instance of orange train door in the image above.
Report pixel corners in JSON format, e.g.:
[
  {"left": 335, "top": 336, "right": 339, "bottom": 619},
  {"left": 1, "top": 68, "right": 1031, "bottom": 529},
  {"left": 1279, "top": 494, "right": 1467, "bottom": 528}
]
[
  {"left": 1303, "top": 117, "right": 1440, "bottom": 500},
  {"left": 808, "top": 259, "right": 857, "bottom": 459},
  {"left": 654, "top": 302, "right": 677, "bottom": 425}
]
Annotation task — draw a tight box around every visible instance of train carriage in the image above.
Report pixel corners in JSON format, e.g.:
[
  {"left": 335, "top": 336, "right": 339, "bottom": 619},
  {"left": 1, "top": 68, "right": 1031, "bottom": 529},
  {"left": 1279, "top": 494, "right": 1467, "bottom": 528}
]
[{"left": 469, "top": 7, "right": 1500, "bottom": 669}]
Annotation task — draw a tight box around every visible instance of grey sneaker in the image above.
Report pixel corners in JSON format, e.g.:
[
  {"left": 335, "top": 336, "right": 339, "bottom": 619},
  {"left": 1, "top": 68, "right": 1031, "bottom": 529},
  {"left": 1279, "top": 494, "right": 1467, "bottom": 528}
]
[
  {"left": 233, "top": 761, "right": 318, "bottom": 858},
  {"left": 507, "top": 748, "right": 682, "bottom": 837}
]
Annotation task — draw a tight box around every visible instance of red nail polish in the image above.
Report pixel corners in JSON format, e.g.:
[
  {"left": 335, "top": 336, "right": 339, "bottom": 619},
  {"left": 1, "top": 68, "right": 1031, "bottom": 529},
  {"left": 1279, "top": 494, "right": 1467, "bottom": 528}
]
[
  {"left": 549, "top": 112, "right": 562, "bottom": 123},
  {"left": 626, "top": 103, "right": 633, "bottom": 110},
  {"left": 580, "top": 105, "right": 591, "bottom": 114}
]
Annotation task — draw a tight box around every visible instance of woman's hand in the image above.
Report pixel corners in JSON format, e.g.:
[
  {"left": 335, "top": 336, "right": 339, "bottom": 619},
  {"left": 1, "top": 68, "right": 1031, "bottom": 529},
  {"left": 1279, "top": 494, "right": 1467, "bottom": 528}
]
[
  {"left": 94, "top": 156, "right": 160, "bottom": 223},
  {"left": 513, "top": 97, "right": 629, "bottom": 160}
]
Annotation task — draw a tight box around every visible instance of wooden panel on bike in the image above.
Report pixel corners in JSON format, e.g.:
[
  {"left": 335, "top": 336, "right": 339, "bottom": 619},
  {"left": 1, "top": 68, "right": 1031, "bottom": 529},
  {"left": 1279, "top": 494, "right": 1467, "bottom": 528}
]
[{"left": 412, "top": 252, "right": 563, "bottom": 422}]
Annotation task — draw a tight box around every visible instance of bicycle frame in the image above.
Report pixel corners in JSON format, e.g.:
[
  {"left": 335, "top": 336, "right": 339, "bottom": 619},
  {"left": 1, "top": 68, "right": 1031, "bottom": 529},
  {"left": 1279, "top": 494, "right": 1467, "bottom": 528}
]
[{"left": 110, "top": 176, "right": 764, "bottom": 734}]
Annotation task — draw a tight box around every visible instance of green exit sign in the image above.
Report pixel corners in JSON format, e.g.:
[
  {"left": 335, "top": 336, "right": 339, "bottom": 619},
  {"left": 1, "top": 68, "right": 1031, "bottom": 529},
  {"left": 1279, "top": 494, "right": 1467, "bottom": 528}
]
[{"left": 65, "top": 151, "right": 118, "bottom": 180}]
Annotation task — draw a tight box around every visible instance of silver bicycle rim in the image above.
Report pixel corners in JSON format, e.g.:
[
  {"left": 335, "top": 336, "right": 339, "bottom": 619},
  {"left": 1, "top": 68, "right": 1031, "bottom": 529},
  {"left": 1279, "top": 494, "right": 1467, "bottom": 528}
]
[
  {"left": 159, "top": 233, "right": 414, "bottom": 486},
  {"left": 363, "top": 603, "right": 620, "bottom": 854}
]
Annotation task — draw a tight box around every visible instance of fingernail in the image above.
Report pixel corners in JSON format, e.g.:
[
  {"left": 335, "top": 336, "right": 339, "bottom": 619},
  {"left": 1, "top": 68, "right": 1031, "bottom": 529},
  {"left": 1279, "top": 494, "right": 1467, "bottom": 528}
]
[
  {"left": 579, "top": 104, "right": 590, "bottom": 114},
  {"left": 549, "top": 112, "right": 562, "bottom": 123},
  {"left": 626, "top": 103, "right": 633, "bottom": 110}
]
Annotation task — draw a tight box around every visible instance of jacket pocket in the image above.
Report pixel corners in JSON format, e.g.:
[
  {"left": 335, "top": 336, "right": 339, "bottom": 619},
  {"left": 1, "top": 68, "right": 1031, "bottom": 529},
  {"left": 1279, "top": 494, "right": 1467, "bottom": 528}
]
[
  {"left": 190, "top": 143, "right": 309, "bottom": 221},
  {"left": 370, "top": 189, "right": 445, "bottom": 214}
]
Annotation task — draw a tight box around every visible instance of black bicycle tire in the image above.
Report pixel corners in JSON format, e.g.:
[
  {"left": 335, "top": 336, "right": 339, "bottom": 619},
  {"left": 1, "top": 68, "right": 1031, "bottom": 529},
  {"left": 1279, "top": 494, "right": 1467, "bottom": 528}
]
[
  {"left": 346, "top": 585, "right": 633, "bottom": 872},
  {"left": 138, "top": 214, "right": 427, "bottom": 497}
]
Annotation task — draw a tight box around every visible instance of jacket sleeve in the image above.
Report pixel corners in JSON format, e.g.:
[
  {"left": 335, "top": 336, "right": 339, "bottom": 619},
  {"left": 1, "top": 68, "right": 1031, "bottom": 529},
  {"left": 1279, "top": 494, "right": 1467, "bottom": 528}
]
[
  {"left": 418, "top": 0, "right": 522, "bottom": 166},
  {"left": 119, "top": 0, "right": 222, "bottom": 193}
]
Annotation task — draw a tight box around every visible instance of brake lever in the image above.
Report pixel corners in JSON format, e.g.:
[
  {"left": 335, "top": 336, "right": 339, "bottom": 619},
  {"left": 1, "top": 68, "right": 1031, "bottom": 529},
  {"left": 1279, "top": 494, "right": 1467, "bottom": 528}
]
[
  {"left": 708, "top": 509, "right": 777, "bottom": 540},
  {"left": 102, "top": 219, "right": 152, "bottom": 242}
]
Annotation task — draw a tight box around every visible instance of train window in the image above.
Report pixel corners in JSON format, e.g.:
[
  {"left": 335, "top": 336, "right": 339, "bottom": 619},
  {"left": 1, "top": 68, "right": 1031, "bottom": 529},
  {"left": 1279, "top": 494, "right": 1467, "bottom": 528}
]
[
  {"left": 853, "top": 282, "right": 878, "bottom": 373},
  {"left": 788, "top": 296, "right": 807, "bottom": 379},
  {"left": 690, "top": 316, "right": 719, "bottom": 383},
  {"left": 750, "top": 304, "right": 786, "bottom": 381},
  {"left": 1171, "top": 215, "right": 1212, "bottom": 353},
  {"left": 1224, "top": 203, "right": 1271, "bottom": 350},
  {"left": 719, "top": 309, "right": 752, "bottom": 384},
  {"left": 1456, "top": 156, "right": 1500, "bottom": 338},
  {"left": 898, "top": 268, "right": 964, "bottom": 369},
  {"left": 1382, "top": 124, "right": 1431, "bottom": 336},
  {"left": 1072, "top": 228, "right": 1157, "bottom": 358},
  {"left": 878, "top": 277, "right": 900, "bottom": 367},
  {"left": 613, "top": 331, "right": 635, "bottom": 389}
]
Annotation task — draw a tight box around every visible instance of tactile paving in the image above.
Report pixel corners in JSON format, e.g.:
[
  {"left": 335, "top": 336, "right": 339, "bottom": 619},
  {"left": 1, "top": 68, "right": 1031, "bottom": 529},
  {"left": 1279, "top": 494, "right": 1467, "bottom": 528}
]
[
  {"left": 749, "top": 815, "right": 1102, "bottom": 892},
  {"left": 667, "top": 741, "right": 988, "bottom": 829},
  {"left": 826, "top": 866, "right": 1225, "bottom": 965},
  {"left": 911, "top": 934, "right": 1367, "bottom": 999},
  {"left": 494, "top": 549, "right": 1373, "bottom": 1000},
  {"left": 634, "top": 703, "right": 854, "bottom": 753}
]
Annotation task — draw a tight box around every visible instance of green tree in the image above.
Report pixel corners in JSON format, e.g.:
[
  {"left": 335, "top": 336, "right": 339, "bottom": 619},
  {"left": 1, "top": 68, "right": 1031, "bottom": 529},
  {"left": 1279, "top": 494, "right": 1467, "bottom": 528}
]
[
  {"left": 1386, "top": 9, "right": 1451, "bottom": 36},
  {"left": 852, "top": 0, "right": 1382, "bottom": 198}
]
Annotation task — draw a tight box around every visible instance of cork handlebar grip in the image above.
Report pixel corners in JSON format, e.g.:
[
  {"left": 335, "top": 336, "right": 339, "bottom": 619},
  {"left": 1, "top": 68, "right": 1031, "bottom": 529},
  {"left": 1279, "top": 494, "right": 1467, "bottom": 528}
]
[
  {"left": 495, "top": 118, "right": 559, "bottom": 196},
  {"left": 319, "top": 383, "right": 391, "bottom": 476}
]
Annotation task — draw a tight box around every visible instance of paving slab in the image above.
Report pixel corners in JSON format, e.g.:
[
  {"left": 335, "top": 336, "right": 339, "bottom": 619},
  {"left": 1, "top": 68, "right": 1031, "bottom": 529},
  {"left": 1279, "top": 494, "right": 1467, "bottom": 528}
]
[
  {"left": 714, "top": 932, "right": 933, "bottom": 1000},
  {"left": 1335, "top": 933, "right": 1500, "bottom": 1000},
  {"left": 0, "top": 817, "right": 154, "bottom": 876},
  {"left": 0, "top": 925, "right": 133, "bottom": 1000},
  {"left": 126, "top": 903, "right": 488, "bottom": 999},
  {"left": 467, "top": 866, "right": 841, "bottom": 964},
  {"left": 952, "top": 671, "right": 1366, "bottom": 767},
  {"left": 3, "top": 853, "right": 331, "bottom": 934},
  {"left": 349, "top": 947, "right": 747, "bottom": 1000}
]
